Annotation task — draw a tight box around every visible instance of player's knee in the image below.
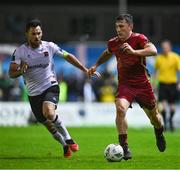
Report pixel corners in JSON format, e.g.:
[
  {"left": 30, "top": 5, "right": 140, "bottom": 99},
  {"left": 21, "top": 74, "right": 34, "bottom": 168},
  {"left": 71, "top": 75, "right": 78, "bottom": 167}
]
[
  {"left": 43, "top": 107, "right": 55, "bottom": 121},
  {"left": 116, "top": 105, "right": 126, "bottom": 116},
  {"left": 116, "top": 107, "right": 126, "bottom": 120}
]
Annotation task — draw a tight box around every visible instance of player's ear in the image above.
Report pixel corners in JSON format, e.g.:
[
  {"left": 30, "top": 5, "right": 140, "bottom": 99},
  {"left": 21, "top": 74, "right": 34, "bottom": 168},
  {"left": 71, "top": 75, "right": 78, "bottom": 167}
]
[
  {"left": 130, "top": 23, "right": 133, "bottom": 30},
  {"left": 25, "top": 31, "right": 28, "bottom": 39}
]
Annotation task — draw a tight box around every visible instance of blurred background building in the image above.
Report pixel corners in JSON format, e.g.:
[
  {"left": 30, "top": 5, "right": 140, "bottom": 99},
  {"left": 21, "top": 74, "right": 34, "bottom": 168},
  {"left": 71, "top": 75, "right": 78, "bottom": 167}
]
[
  {"left": 1, "top": 0, "right": 180, "bottom": 44},
  {"left": 0, "top": 0, "right": 180, "bottom": 102}
]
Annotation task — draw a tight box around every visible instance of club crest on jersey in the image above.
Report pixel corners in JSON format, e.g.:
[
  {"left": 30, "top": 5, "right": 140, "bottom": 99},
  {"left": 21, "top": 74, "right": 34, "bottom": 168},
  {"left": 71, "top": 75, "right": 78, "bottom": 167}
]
[{"left": 44, "top": 51, "right": 49, "bottom": 57}]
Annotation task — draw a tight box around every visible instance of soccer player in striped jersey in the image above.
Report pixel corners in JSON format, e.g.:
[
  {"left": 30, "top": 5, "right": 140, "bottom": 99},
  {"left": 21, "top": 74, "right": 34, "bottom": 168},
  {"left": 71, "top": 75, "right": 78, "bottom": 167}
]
[
  {"left": 8, "top": 19, "right": 100, "bottom": 158},
  {"left": 88, "top": 14, "right": 166, "bottom": 160}
]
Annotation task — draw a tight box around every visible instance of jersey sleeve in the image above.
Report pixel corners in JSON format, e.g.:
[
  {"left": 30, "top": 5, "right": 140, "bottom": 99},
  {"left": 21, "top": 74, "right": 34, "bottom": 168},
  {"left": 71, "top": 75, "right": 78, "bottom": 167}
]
[
  {"left": 11, "top": 48, "right": 22, "bottom": 65},
  {"left": 138, "top": 34, "right": 149, "bottom": 48},
  {"left": 107, "top": 40, "right": 113, "bottom": 53},
  {"left": 49, "top": 42, "right": 69, "bottom": 57}
]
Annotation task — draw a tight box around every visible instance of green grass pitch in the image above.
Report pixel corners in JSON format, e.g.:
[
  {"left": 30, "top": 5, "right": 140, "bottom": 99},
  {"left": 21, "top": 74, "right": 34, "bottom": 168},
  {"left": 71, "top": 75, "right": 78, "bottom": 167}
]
[{"left": 0, "top": 125, "right": 180, "bottom": 169}]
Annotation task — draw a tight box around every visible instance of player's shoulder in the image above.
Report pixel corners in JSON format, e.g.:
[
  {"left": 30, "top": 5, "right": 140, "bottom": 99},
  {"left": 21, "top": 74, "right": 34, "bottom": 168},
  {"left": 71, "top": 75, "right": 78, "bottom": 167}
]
[
  {"left": 170, "top": 51, "right": 179, "bottom": 57},
  {"left": 18, "top": 43, "right": 27, "bottom": 49},
  {"left": 108, "top": 36, "right": 119, "bottom": 42},
  {"left": 108, "top": 36, "right": 119, "bottom": 44},
  {"left": 42, "top": 41, "right": 58, "bottom": 48},
  {"left": 132, "top": 32, "right": 147, "bottom": 39},
  {"left": 42, "top": 40, "right": 53, "bottom": 46},
  {"left": 15, "top": 43, "right": 28, "bottom": 54},
  {"left": 156, "top": 54, "right": 163, "bottom": 60}
]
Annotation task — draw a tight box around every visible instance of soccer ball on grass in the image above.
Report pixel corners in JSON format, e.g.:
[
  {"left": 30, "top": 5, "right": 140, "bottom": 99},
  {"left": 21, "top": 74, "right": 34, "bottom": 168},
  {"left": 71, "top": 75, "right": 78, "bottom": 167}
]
[{"left": 104, "top": 144, "right": 124, "bottom": 162}]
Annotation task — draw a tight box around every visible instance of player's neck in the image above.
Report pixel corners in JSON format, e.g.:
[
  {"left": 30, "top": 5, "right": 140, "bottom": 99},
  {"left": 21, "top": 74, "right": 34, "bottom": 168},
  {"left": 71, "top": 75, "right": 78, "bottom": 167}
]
[
  {"left": 119, "top": 31, "right": 132, "bottom": 42},
  {"left": 163, "top": 51, "right": 171, "bottom": 56},
  {"left": 27, "top": 41, "right": 42, "bottom": 49}
]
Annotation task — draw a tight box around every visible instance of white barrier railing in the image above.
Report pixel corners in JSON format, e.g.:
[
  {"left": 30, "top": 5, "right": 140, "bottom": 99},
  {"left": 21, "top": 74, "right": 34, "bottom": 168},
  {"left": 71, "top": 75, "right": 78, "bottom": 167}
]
[{"left": 0, "top": 102, "right": 180, "bottom": 127}]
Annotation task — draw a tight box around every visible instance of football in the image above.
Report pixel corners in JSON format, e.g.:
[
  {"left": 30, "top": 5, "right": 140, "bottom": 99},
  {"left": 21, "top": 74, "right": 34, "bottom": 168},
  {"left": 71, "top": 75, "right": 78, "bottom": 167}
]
[{"left": 104, "top": 144, "right": 124, "bottom": 162}]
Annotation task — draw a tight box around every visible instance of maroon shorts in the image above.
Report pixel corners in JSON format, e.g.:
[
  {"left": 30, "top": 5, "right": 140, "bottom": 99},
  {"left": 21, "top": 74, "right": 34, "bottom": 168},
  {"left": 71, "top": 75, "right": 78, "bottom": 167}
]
[{"left": 116, "top": 81, "right": 156, "bottom": 110}]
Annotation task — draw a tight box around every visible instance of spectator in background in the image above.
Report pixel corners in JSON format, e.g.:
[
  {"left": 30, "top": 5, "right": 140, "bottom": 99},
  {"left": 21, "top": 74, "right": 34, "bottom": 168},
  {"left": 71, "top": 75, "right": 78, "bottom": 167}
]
[
  {"left": 154, "top": 40, "right": 180, "bottom": 131},
  {"left": 99, "top": 74, "right": 117, "bottom": 102},
  {"left": 57, "top": 72, "right": 68, "bottom": 103},
  {"left": 0, "top": 73, "right": 12, "bottom": 101},
  {"left": 83, "top": 78, "right": 96, "bottom": 102},
  {"left": 21, "top": 85, "right": 29, "bottom": 101},
  {"left": 66, "top": 74, "right": 79, "bottom": 101},
  {"left": 9, "top": 79, "right": 22, "bottom": 101}
]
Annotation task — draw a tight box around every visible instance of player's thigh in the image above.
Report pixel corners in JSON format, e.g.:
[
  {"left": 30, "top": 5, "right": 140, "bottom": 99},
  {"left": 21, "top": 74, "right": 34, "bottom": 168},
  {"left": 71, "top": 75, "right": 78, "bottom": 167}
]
[
  {"left": 115, "top": 98, "right": 131, "bottom": 114},
  {"left": 28, "top": 95, "right": 47, "bottom": 123},
  {"left": 116, "top": 83, "right": 134, "bottom": 109},
  {"left": 43, "top": 85, "right": 60, "bottom": 113},
  {"left": 136, "top": 83, "right": 157, "bottom": 110}
]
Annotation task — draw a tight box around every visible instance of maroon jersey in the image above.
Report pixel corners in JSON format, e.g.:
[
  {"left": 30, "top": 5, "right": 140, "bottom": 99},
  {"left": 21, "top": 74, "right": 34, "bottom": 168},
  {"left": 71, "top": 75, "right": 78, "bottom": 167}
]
[
  {"left": 108, "top": 32, "right": 150, "bottom": 85},
  {"left": 108, "top": 33, "right": 156, "bottom": 109}
]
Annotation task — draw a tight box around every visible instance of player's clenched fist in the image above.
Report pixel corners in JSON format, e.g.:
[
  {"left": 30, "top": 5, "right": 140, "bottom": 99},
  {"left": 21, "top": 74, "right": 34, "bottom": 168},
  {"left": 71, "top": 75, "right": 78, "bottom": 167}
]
[
  {"left": 88, "top": 65, "right": 101, "bottom": 78},
  {"left": 20, "top": 62, "right": 28, "bottom": 74},
  {"left": 120, "top": 43, "right": 135, "bottom": 55}
]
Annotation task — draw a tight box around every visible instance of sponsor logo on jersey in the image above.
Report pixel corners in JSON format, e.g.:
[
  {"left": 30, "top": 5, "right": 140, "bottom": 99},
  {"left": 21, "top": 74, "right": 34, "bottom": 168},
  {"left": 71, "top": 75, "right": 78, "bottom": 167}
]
[
  {"left": 44, "top": 51, "right": 49, "bottom": 57},
  {"left": 28, "top": 63, "right": 49, "bottom": 69}
]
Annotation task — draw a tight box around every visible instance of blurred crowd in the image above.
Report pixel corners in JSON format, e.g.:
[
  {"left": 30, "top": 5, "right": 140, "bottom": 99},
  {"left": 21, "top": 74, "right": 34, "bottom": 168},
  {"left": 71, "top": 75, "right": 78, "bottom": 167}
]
[
  {"left": 0, "top": 65, "right": 118, "bottom": 103},
  {"left": 0, "top": 62, "right": 179, "bottom": 103},
  {"left": 0, "top": 41, "right": 180, "bottom": 104}
]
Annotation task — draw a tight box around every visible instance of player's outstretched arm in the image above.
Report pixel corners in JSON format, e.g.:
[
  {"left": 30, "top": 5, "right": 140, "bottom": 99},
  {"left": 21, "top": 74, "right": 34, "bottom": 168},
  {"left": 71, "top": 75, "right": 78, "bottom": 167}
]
[
  {"left": 57, "top": 49, "right": 101, "bottom": 78},
  {"left": 88, "top": 49, "right": 112, "bottom": 77},
  {"left": 9, "top": 62, "right": 28, "bottom": 78},
  {"left": 64, "top": 53, "right": 88, "bottom": 72}
]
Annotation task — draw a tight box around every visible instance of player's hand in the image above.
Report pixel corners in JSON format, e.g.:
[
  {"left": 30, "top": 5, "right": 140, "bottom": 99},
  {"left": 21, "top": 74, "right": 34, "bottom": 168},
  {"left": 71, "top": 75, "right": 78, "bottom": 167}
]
[
  {"left": 93, "top": 71, "right": 101, "bottom": 78},
  {"left": 88, "top": 65, "right": 97, "bottom": 77},
  {"left": 20, "top": 61, "right": 28, "bottom": 74},
  {"left": 88, "top": 65, "right": 101, "bottom": 78},
  {"left": 120, "top": 43, "right": 135, "bottom": 55}
]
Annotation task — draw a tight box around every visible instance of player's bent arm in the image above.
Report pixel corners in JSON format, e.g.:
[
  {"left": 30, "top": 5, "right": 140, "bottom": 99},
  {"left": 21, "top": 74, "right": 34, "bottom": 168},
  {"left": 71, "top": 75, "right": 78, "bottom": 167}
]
[
  {"left": 9, "top": 62, "right": 28, "bottom": 78},
  {"left": 134, "top": 42, "right": 157, "bottom": 57},
  {"left": 9, "top": 63, "right": 23, "bottom": 78}
]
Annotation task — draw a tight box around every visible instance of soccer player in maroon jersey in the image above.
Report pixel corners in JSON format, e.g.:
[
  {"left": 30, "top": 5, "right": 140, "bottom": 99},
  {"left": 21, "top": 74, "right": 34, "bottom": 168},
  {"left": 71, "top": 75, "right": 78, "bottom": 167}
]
[{"left": 88, "top": 14, "right": 166, "bottom": 160}]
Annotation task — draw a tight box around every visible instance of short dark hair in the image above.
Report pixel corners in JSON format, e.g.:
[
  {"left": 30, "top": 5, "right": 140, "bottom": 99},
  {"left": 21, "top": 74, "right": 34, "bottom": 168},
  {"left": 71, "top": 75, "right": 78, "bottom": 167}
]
[
  {"left": 116, "top": 14, "right": 133, "bottom": 24},
  {"left": 161, "top": 39, "right": 171, "bottom": 45},
  {"left": 26, "top": 19, "right": 42, "bottom": 32}
]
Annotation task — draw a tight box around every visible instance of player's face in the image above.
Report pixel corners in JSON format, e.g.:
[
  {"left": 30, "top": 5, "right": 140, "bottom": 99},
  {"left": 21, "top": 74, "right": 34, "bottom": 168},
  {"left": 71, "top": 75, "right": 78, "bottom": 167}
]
[
  {"left": 26, "top": 26, "right": 42, "bottom": 48},
  {"left": 161, "top": 42, "right": 172, "bottom": 54},
  {"left": 115, "top": 20, "right": 133, "bottom": 41}
]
